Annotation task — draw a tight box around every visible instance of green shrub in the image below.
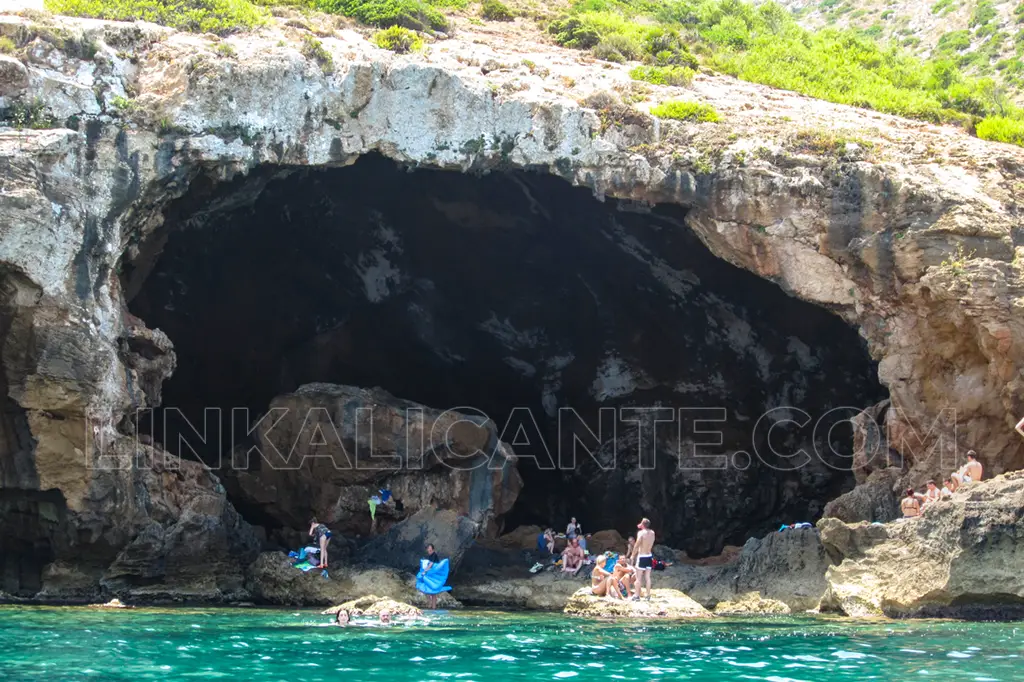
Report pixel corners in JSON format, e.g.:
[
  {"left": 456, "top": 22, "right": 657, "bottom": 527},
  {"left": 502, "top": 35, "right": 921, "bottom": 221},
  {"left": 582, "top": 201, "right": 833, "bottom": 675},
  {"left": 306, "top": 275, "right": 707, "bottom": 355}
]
[
  {"left": 110, "top": 94, "right": 139, "bottom": 114},
  {"left": 936, "top": 30, "right": 972, "bottom": 54},
  {"left": 215, "top": 41, "right": 237, "bottom": 57},
  {"left": 976, "top": 116, "right": 1024, "bottom": 146},
  {"left": 301, "top": 34, "right": 334, "bottom": 73},
  {"left": 931, "top": 0, "right": 957, "bottom": 15},
  {"left": 969, "top": 1, "right": 996, "bottom": 29},
  {"left": 1, "top": 99, "right": 57, "bottom": 129},
  {"left": 481, "top": 0, "right": 513, "bottom": 21},
  {"left": 372, "top": 25, "right": 423, "bottom": 52},
  {"left": 593, "top": 32, "right": 642, "bottom": 62},
  {"left": 0, "top": 36, "right": 16, "bottom": 54},
  {"left": 629, "top": 64, "right": 693, "bottom": 85},
  {"left": 548, "top": 15, "right": 603, "bottom": 49},
  {"left": 315, "top": 0, "right": 449, "bottom": 31},
  {"left": 45, "top": 0, "right": 269, "bottom": 35},
  {"left": 650, "top": 99, "right": 720, "bottom": 122}
]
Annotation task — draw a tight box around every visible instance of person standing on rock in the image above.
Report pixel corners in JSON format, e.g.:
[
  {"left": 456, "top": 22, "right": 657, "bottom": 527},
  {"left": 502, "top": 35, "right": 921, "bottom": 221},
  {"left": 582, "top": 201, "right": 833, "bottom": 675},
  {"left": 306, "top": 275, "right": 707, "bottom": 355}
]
[
  {"left": 630, "top": 518, "right": 655, "bottom": 600},
  {"left": 421, "top": 543, "right": 443, "bottom": 609},
  {"left": 308, "top": 518, "right": 332, "bottom": 569}
]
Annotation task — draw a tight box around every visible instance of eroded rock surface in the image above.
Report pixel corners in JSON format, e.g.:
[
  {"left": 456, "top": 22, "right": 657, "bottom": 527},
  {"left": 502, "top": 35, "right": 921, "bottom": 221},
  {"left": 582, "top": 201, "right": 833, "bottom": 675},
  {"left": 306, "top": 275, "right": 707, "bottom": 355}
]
[
  {"left": 1, "top": 9, "right": 1023, "bottom": 604},
  {"left": 819, "top": 472, "right": 1024, "bottom": 618},
  {"left": 245, "top": 551, "right": 461, "bottom": 607},
  {"left": 564, "top": 587, "right": 712, "bottom": 619}
]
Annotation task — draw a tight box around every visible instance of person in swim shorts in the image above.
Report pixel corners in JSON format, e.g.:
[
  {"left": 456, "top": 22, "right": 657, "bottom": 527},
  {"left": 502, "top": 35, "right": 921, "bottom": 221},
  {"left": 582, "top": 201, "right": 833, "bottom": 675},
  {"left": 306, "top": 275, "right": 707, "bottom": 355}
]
[{"left": 630, "top": 517, "right": 655, "bottom": 600}]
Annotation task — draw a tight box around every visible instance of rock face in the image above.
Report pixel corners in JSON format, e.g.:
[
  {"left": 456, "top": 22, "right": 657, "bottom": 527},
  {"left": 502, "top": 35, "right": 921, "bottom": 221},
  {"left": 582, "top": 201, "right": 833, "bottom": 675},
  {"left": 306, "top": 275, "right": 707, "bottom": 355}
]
[
  {"left": 712, "top": 592, "right": 791, "bottom": 615},
  {"left": 822, "top": 468, "right": 901, "bottom": 524},
  {"left": 819, "top": 472, "right": 1024, "bottom": 618},
  {"left": 220, "top": 382, "right": 520, "bottom": 559},
  {"left": 245, "top": 551, "right": 461, "bottom": 607},
  {"left": 1, "top": 9, "right": 1024, "bottom": 602},
  {"left": 564, "top": 587, "right": 712, "bottom": 619}
]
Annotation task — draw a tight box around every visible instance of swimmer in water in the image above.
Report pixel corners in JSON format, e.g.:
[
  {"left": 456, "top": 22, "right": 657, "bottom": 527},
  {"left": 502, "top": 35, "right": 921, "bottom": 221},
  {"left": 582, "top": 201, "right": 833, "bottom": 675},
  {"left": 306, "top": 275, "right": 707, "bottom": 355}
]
[
  {"left": 334, "top": 609, "right": 349, "bottom": 627},
  {"left": 379, "top": 611, "right": 392, "bottom": 625}
]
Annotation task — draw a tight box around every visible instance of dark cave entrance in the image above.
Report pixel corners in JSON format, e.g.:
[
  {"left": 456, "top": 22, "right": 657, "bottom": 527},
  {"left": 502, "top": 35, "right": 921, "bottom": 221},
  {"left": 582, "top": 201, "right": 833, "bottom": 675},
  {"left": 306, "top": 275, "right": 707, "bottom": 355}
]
[{"left": 125, "top": 154, "right": 887, "bottom": 556}]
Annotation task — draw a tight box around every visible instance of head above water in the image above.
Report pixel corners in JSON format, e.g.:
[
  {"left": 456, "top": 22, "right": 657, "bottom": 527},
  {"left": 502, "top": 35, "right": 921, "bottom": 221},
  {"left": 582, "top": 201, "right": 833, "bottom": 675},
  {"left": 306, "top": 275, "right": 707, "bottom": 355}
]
[
  {"left": 380, "top": 611, "right": 391, "bottom": 623},
  {"left": 335, "top": 609, "right": 349, "bottom": 625}
]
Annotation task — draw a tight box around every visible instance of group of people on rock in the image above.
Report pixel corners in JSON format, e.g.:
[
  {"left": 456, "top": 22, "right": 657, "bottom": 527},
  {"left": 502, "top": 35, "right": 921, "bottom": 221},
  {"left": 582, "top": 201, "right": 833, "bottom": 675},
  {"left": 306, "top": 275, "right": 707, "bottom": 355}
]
[
  {"left": 901, "top": 451, "right": 983, "bottom": 518},
  {"left": 590, "top": 517, "right": 657, "bottom": 602}
]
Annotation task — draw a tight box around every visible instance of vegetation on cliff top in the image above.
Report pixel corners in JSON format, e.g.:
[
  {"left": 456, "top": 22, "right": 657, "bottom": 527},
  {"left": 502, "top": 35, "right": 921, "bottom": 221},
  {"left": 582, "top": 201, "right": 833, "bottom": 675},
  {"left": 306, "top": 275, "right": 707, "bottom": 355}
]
[
  {"left": 38, "top": 0, "right": 1024, "bottom": 148},
  {"left": 550, "top": 0, "right": 1023, "bottom": 145},
  {"left": 44, "top": 0, "right": 269, "bottom": 34}
]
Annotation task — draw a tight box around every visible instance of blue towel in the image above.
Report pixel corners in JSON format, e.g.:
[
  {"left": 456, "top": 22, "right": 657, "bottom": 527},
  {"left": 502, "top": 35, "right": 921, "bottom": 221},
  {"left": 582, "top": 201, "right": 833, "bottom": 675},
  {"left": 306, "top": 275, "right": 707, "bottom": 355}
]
[
  {"left": 416, "top": 558, "right": 453, "bottom": 595},
  {"left": 603, "top": 554, "right": 617, "bottom": 572}
]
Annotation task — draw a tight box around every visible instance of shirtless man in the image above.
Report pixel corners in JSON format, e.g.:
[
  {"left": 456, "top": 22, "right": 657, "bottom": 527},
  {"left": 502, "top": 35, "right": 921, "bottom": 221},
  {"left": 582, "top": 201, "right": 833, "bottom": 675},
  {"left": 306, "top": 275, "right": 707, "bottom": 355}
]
[
  {"left": 922, "top": 480, "right": 941, "bottom": 505},
  {"left": 562, "top": 538, "right": 584, "bottom": 573},
  {"left": 630, "top": 517, "right": 655, "bottom": 600},
  {"left": 963, "top": 451, "right": 983, "bottom": 482},
  {"left": 605, "top": 555, "right": 634, "bottom": 601},
  {"left": 900, "top": 488, "right": 921, "bottom": 518}
]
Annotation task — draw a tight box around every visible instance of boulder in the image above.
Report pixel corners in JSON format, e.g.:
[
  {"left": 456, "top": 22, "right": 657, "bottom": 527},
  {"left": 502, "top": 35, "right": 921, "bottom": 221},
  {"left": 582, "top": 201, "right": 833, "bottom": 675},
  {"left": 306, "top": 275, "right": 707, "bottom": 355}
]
[
  {"left": 713, "top": 592, "right": 791, "bottom": 615},
  {"left": 494, "top": 525, "right": 543, "bottom": 550},
  {"left": 588, "top": 530, "right": 626, "bottom": 555},
  {"left": 0, "top": 55, "right": 29, "bottom": 99},
  {"left": 325, "top": 595, "right": 421, "bottom": 618},
  {"left": 564, "top": 587, "right": 712, "bottom": 619},
  {"left": 456, "top": 568, "right": 589, "bottom": 610},
  {"left": 222, "top": 384, "right": 521, "bottom": 551},
  {"left": 245, "top": 551, "right": 462, "bottom": 608},
  {"left": 819, "top": 472, "right": 1024, "bottom": 618},
  {"left": 359, "top": 507, "right": 479, "bottom": 572},
  {"left": 822, "top": 468, "right": 901, "bottom": 524}
]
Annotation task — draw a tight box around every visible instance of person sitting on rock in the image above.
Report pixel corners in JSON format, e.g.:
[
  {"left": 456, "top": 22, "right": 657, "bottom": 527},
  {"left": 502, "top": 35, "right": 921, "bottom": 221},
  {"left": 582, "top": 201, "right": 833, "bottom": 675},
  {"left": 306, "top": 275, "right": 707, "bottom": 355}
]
[
  {"left": 922, "top": 479, "right": 941, "bottom": 505},
  {"left": 562, "top": 538, "right": 584, "bottom": 573},
  {"left": 605, "top": 555, "right": 634, "bottom": 602},
  {"left": 941, "top": 478, "right": 955, "bottom": 499},
  {"left": 544, "top": 528, "right": 555, "bottom": 554},
  {"left": 566, "top": 517, "right": 582, "bottom": 540},
  {"left": 900, "top": 488, "right": 922, "bottom": 518},
  {"left": 952, "top": 450, "right": 983, "bottom": 486},
  {"left": 625, "top": 536, "right": 636, "bottom": 566},
  {"left": 590, "top": 561, "right": 612, "bottom": 596},
  {"left": 308, "top": 518, "right": 332, "bottom": 569}
]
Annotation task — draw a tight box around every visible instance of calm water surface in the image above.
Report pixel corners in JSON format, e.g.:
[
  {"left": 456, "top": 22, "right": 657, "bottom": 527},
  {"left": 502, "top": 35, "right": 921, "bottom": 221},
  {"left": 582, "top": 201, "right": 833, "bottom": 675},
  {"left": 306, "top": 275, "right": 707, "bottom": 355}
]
[{"left": 0, "top": 606, "right": 1020, "bottom": 681}]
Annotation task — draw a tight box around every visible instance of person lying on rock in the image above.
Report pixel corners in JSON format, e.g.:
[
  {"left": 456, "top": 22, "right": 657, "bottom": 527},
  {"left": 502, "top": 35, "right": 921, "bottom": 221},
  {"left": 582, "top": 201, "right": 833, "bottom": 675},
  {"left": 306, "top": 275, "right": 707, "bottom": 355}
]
[
  {"left": 308, "top": 518, "right": 332, "bottom": 569},
  {"left": 900, "top": 488, "right": 922, "bottom": 518}
]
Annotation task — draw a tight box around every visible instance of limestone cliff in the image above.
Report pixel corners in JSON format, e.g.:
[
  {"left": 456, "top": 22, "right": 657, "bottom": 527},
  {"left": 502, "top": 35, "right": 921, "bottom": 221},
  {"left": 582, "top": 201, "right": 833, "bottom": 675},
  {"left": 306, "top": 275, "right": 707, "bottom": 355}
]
[{"left": 1, "top": 8, "right": 1024, "bottom": 603}]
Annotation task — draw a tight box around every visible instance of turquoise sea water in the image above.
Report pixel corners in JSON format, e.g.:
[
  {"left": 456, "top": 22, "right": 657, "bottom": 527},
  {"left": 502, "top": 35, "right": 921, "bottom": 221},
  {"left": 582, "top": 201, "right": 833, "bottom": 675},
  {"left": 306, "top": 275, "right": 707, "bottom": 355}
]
[{"left": 0, "top": 606, "right": 1021, "bottom": 681}]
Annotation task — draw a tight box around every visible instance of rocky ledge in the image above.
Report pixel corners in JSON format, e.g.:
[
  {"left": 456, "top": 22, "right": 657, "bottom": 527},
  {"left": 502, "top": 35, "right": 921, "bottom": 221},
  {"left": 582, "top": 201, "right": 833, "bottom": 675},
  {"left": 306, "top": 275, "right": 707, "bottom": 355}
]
[
  {"left": 324, "top": 594, "right": 422, "bottom": 618},
  {"left": 819, "top": 471, "right": 1024, "bottom": 619},
  {"left": 564, "top": 587, "right": 711, "bottom": 619}
]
